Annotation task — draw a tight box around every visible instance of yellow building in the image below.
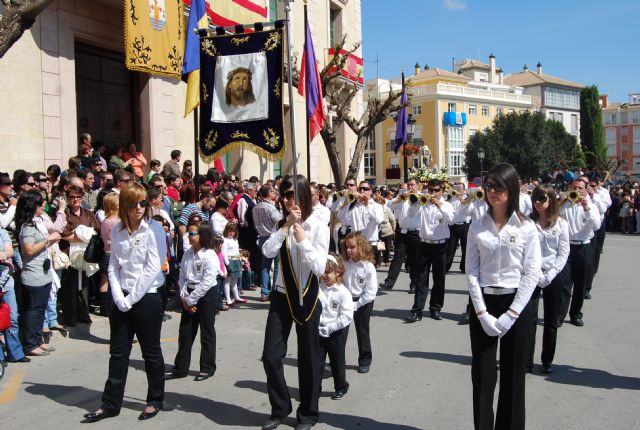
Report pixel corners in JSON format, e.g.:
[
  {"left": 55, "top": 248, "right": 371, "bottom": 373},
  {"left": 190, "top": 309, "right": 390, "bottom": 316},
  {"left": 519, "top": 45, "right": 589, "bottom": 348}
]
[{"left": 367, "top": 55, "right": 533, "bottom": 185}]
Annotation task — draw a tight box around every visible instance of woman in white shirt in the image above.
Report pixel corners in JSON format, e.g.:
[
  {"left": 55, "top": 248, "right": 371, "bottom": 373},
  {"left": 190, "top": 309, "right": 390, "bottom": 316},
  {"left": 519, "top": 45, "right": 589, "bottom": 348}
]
[
  {"left": 466, "top": 163, "right": 541, "bottom": 430},
  {"left": 210, "top": 198, "right": 229, "bottom": 235},
  {"left": 83, "top": 182, "right": 167, "bottom": 423},
  {"left": 260, "top": 175, "right": 329, "bottom": 430},
  {"left": 528, "top": 185, "right": 569, "bottom": 374},
  {"left": 167, "top": 222, "right": 220, "bottom": 381}
]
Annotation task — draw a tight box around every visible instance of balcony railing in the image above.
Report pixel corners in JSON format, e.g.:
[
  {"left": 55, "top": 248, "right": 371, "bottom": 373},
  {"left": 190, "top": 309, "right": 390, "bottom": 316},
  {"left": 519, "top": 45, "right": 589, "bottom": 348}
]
[{"left": 379, "top": 83, "right": 532, "bottom": 105}]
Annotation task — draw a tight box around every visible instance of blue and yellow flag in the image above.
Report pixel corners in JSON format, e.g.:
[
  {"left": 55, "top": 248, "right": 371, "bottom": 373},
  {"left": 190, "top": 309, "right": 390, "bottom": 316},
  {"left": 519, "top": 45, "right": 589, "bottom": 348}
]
[
  {"left": 124, "top": 0, "right": 185, "bottom": 80},
  {"left": 183, "top": 0, "right": 209, "bottom": 117}
]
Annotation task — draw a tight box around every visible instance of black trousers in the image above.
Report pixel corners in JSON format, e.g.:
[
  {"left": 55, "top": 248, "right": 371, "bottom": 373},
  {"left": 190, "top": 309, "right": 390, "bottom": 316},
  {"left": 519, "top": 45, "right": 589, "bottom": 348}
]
[
  {"left": 412, "top": 242, "right": 447, "bottom": 314},
  {"left": 446, "top": 223, "right": 469, "bottom": 272},
  {"left": 262, "top": 291, "right": 322, "bottom": 425},
  {"left": 60, "top": 268, "right": 91, "bottom": 326},
  {"left": 382, "top": 230, "right": 420, "bottom": 290},
  {"left": 528, "top": 264, "right": 569, "bottom": 368},
  {"left": 173, "top": 287, "right": 217, "bottom": 376},
  {"left": 101, "top": 293, "right": 165, "bottom": 414},
  {"left": 470, "top": 292, "right": 532, "bottom": 430},
  {"left": 586, "top": 226, "right": 606, "bottom": 293},
  {"left": 560, "top": 243, "right": 593, "bottom": 321},
  {"left": 319, "top": 327, "right": 349, "bottom": 391},
  {"left": 352, "top": 300, "right": 374, "bottom": 367}
]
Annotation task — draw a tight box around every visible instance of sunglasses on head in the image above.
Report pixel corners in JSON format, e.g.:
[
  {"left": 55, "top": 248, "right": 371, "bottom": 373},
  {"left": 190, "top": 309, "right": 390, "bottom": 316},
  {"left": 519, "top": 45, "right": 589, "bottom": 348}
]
[
  {"left": 533, "top": 195, "right": 548, "bottom": 203},
  {"left": 483, "top": 182, "right": 507, "bottom": 193}
]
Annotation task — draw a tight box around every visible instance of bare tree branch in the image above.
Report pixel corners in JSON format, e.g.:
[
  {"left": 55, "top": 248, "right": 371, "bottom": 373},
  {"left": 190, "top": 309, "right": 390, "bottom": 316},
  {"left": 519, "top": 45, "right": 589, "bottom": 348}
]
[{"left": 0, "top": 0, "right": 52, "bottom": 58}]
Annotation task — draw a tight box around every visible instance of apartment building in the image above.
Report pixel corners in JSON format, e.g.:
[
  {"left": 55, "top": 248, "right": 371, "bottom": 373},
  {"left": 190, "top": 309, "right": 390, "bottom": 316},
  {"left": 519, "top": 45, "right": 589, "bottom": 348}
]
[{"left": 602, "top": 94, "right": 640, "bottom": 176}]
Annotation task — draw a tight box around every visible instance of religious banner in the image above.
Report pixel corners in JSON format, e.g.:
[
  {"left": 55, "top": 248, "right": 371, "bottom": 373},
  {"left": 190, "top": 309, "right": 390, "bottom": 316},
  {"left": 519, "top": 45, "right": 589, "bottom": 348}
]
[
  {"left": 124, "top": 0, "right": 185, "bottom": 79},
  {"left": 199, "top": 28, "right": 285, "bottom": 162}
]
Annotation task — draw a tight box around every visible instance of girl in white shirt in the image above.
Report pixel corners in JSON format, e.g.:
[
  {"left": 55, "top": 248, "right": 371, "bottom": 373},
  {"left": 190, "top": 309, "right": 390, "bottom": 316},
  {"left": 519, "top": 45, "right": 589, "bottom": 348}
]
[
  {"left": 466, "top": 163, "right": 541, "bottom": 430},
  {"left": 318, "top": 253, "right": 354, "bottom": 400},
  {"left": 222, "top": 222, "right": 246, "bottom": 306},
  {"left": 168, "top": 222, "right": 221, "bottom": 381},
  {"left": 342, "top": 231, "right": 378, "bottom": 374},
  {"left": 210, "top": 198, "right": 229, "bottom": 235},
  {"left": 528, "top": 185, "right": 569, "bottom": 374}
]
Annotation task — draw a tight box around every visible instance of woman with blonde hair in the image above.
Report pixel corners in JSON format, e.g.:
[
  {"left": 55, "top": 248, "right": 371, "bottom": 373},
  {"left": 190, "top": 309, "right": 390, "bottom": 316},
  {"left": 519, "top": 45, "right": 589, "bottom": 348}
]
[
  {"left": 96, "top": 192, "right": 119, "bottom": 316},
  {"left": 83, "top": 182, "right": 167, "bottom": 423}
]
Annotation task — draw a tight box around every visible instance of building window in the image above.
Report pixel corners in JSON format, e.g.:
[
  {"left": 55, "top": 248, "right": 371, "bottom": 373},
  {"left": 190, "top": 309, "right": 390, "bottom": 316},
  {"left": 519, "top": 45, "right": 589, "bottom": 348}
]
[
  {"left": 412, "top": 105, "right": 422, "bottom": 115},
  {"left": 273, "top": 160, "right": 282, "bottom": 178},
  {"left": 478, "top": 73, "right": 488, "bottom": 82},
  {"left": 621, "top": 112, "right": 628, "bottom": 124},
  {"left": 634, "top": 126, "right": 640, "bottom": 143},
  {"left": 448, "top": 102, "right": 456, "bottom": 112},
  {"left": 496, "top": 107, "right": 503, "bottom": 115},
  {"left": 364, "top": 152, "right": 376, "bottom": 177},
  {"left": 635, "top": 159, "right": 640, "bottom": 171},
  {"left": 634, "top": 144, "right": 640, "bottom": 155},
  {"left": 468, "top": 104, "right": 477, "bottom": 116},
  {"left": 571, "top": 114, "right": 578, "bottom": 133},
  {"left": 330, "top": 8, "right": 341, "bottom": 48},
  {"left": 631, "top": 111, "right": 640, "bottom": 124},
  {"left": 469, "top": 127, "right": 478, "bottom": 136},
  {"left": 481, "top": 105, "right": 489, "bottom": 116},
  {"left": 607, "top": 144, "right": 616, "bottom": 156},
  {"left": 390, "top": 157, "right": 400, "bottom": 169},
  {"left": 269, "top": 0, "right": 279, "bottom": 19},
  {"left": 606, "top": 127, "right": 617, "bottom": 144},
  {"left": 543, "top": 87, "right": 580, "bottom": 110},
  {"left": 611, "top": 113, "right": 617, "bottom": 124},
  {"left": 445, "top": 126, "right": 465, "bottom": 176}
]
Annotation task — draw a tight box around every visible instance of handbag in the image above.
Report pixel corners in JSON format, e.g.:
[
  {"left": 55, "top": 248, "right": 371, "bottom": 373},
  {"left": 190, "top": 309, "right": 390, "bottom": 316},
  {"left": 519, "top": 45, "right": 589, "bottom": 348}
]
[
  {"left": 51, "top": 250, "right": 71, "bottom": 270},
  {"left": 376, "top": 241, "right": 386, "bottom": 252},
  {"left": 83, "top": 234, "right": 105, "bottom": 264},
  {"left": 0, "top": 294, "right": 10, "bottom": 331}
]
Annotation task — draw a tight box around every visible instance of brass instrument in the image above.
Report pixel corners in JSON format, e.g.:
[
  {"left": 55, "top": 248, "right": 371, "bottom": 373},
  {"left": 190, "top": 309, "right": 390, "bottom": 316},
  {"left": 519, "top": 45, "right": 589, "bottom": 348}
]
[
  {"left": 526, "top": 190, "right": 533, "bottom": 195},
  {"left": 346, "top": 192, "right": 358, "bottom": 204},
  {"left": 335, "top": 190, "right": 345, "bottom": 199},
  {"left": 396, "top": 193, "right": 409, "bottom": 203},
  {"left": 419, "top": 194, "right": 431, "bottom": 205},
  {"left": 447, "top": 189, "right": 458, "bottom": 201},
  {"left": 565, "top": 190, "right": 581, "bottom": 203},
  {"left": 474, "top": 189, "right": 485, "bottom": 200}
]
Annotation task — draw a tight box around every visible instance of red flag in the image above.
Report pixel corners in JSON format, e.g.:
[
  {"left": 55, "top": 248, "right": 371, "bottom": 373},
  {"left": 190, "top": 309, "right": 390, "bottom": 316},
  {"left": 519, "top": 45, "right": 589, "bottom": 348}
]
[{"left": 297, "top": 15, "right": 325, "bottom": 141}]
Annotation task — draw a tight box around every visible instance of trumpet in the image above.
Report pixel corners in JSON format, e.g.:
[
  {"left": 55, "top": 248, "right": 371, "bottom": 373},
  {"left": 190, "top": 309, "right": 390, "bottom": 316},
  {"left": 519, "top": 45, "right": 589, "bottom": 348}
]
[
  {"left": 335, "top": 190, "right": 345, "bottom": 199},
  {"left": 396, "top": 193, "right": 409, "bottom": 203},
  {"left": 526, "top": 190, "right": 533, "bottom": 195},
  {"left": 346, "top": 192, "right": 358, "bottom": 204},
  {"left": 419, "top": 194, "right": 431, "bottom": 205},
  {"left": 463, "top": 189, "right": 485, "bottom": 204},
  {"left": 447, "top": 190, "right": 459, "bottom": 200},
  {"left": 564, "top": 190, "right": 581, "bottom": 203}
]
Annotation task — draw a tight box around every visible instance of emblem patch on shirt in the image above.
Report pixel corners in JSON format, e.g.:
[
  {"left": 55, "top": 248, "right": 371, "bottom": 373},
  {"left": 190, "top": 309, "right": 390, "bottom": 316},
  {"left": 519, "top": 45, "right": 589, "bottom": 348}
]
[
  {"left": 358, "top": 276, "right": 365, "bottom": 286},
  {"left": 582, "top": 218, "right": 587, "bottom": 224},
  {"left": 195, "top": 261, "right": 203, "bottom": 274},
  {"left": 331, "top": 299, "right": 339, "bottom": 310},
  {"left": 438, "top": 217, "right": 443, "bottom": 224},
  {"left": 509, "top": 235, "right": 516, "bottom": 243},
  {"left": 134, "top": 238, "right": 142, "bottom": 247}
]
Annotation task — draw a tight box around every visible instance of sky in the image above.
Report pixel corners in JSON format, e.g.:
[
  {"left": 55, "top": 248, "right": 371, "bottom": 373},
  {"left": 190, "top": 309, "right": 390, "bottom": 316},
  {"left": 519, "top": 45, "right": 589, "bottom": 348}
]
[{"left": 361, "top": 0, "right": 640, "bottom": 102}]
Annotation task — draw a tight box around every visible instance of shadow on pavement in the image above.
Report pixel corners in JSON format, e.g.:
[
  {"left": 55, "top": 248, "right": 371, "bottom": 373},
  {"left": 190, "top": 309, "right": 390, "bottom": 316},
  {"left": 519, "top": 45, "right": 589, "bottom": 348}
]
[
  {"left": 542, "top": 364, "right": 640, "bottom": 390},
  {"left": 400, "top": 351, "right": 472, "bottom": 366},
  {"left": 235, "top": 379, "right": 423, "bottom": 430}
]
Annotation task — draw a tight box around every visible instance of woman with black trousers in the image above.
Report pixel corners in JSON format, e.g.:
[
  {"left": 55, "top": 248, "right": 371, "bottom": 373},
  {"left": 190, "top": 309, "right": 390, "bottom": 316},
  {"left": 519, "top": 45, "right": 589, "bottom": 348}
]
[
  {"left": 167, "top": 221, "right": 221, "bottom": 381},
  {"left": 16, "top": 190, "right": 61, "bottom": 357},
  {"left": 260, "top": 175, "right": 329, "bottom": 430},
  {"left": 466, "top": 163, "right": 541, "bottom": 430},
  {"left": 528, "top": 185, "right": 569, "bottom": 374},
  {"left": 83, "top": 182, "right": 167, "bottom": 423}
]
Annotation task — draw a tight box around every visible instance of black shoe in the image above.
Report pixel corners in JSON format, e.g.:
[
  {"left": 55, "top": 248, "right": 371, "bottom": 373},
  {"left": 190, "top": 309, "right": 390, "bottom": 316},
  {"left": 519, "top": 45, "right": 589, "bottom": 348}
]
[
  {"left": 459, "top": 267, "right": 465, "bottom": 273},
  {"left": 541, "top": 363, "right": 553, "bottom": 374},
  {"left": 331, "top": 386, "right": 349, "bottom": 400},
  {"left": 459, "top": 312, "right": 470, "bottom": 325},
  {"left": 357, "top": 365, "right": 370, "bottom": 374},
  {"left": 7, "top": 356, "right": 30, "bottom": 363},
  {"left": 557, "top": 320, "right": 564, "bottom": 327},
  {"left": 164, "top": 371, "right": 187, "bottom": 380},
  {"left": 261, "top": 418, "right": 282, "bottom": 430},
  {"left": 408, "top": 287, "right": 416, "bottom": 294},
  {"left": 430, "top": 310, "right": 443, "bottom": 321},
  {"left": 82, "top": 409, "right": 118, "bottom": 423},
  {"left": 295, "top": 423, "right": 314, "bottom": 430},
  {"left": 570, "top": 318, "right": 584, "bottom": 327},
  {"left": 194, "top": 372, "right": 214, "bottom": 381},
  {"left": 138, "top": 406, "right": 159, "bottom": 421},
  {"left": 405, "top": 313, "right": 422, "bottom": 323},
  {"left": 584, "top": 293, "right": 592, "bottom": 300},
  {"left": 378, "top": 282, "right": 387, "bottom": 289},
  {"left": 526, "top": 365, "right": 533, "bottom": 373}
]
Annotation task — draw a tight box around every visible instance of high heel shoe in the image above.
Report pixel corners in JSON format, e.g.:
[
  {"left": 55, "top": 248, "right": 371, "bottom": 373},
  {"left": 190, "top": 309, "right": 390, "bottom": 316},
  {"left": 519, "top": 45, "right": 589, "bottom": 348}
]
[{"left": 138, "top": 406, "right": 160, "bottom": 420}]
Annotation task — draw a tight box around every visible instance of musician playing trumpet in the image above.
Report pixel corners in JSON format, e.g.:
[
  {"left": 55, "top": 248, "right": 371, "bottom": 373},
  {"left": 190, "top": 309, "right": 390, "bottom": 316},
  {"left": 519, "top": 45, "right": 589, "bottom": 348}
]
[
  {"left": 336, "top": 181, "right": 384, "bottom": 255},
  {"left": 330, "top": 178, "right": 359, "bottom": 249},
  {"left": 405, "top": 179, "right": 455, "bottom": 322}
]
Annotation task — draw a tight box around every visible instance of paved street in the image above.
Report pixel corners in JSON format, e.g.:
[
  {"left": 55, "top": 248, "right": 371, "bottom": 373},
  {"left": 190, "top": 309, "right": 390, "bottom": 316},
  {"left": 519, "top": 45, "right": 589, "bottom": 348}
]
[{"left": 1, "top": 234, "right": 639, "bottom": 429}]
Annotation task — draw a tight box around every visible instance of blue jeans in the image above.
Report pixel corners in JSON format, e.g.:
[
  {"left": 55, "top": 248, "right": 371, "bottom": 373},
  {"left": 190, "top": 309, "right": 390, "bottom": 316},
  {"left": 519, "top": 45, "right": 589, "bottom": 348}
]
[
  {"left": 258, "top": 236, "right": 279, "bottom": 297},
  {"left": 21, "top": 283, "right": 52, "bottom": 353},
  {"left": 237, "top": 269, "right": 254, "bottom": 291},
  {"left": 43, "top": 296, "right": 58, "bottom": 329},
  {"left": 1, "top": 283, "right": 26, "bottom": 361}
]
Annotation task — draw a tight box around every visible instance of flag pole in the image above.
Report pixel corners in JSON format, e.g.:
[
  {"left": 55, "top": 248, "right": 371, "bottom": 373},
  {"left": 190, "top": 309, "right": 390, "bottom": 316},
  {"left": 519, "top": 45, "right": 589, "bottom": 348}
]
[
  {"left": 284, "top": 0, "right": 303, "bottom": 307},
  {"left": 194, "top": 107, "right": 200, "bottom": 191},
  {"left": 401, "top": 70, "right": 408, "bottom": 182},
  {"left": 303, "top": 2, "right": 311, "bottom": 180}
]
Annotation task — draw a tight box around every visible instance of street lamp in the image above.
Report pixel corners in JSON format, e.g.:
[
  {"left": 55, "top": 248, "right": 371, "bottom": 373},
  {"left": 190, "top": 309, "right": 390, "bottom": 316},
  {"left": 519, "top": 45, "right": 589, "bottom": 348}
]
[
  {"left": 406, "top": 114, "right": 416, "bottom": 181},
  {"left": 478, "top": 147, "right": 486, "bottom": 184}
]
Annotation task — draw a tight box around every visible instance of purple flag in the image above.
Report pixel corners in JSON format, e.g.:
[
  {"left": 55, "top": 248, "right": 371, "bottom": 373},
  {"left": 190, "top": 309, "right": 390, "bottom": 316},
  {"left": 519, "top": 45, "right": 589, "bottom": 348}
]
[{"left": 393, "top": 87, "right": 408, "bottom": 153}]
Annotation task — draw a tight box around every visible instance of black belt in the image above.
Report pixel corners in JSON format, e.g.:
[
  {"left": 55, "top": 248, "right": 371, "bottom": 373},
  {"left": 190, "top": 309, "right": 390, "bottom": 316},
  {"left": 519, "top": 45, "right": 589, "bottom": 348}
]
[{"left": 352, "top": 295, "right": 360, "bottom": 302}]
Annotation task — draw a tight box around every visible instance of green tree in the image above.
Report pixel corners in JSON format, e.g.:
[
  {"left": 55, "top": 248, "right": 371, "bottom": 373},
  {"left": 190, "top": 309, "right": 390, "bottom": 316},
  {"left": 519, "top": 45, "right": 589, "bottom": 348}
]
[
  {"left": 579, "top": 85, "right": 607, "bottom": 169},
  {"left": 463, "top": 111, "right": 577, "bottom": 180}
]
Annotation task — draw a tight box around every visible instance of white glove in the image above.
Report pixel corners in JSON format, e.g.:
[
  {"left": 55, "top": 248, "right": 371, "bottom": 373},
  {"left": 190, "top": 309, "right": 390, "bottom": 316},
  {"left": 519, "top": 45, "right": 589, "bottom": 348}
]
[
  {"left": 114, "top": 297, "right": 131, "bottom": 313},
  {"left": 538, "top": 272, "right": 550, "bottom": 288},
  {"left": 477, "top": 313, "right": 502, "bottom": 337},
  {"left": 319, "top": 326, "right": 330, "bottom": 337},
  {"left": 495, "top": 312, "right": 518, "bottom": 337}
]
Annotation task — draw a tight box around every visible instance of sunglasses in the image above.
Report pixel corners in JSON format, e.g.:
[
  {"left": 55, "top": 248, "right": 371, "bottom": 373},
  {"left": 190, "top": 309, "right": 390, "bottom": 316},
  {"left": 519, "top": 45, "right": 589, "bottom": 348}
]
[
  {"left": 282, "top": 190, "right": 295, "bottom": 200},
  {"left": 135, "top": 200, "right": 149, "bottom": 208},
  {"left": 483, "top": 183, "right": 507, "bottom": 193},
  {"left": 26, "top": 182, "right": 36, "bottom": 186},
  {"left": 428, "top": 188, "right": 441, "bottom": 193},
  {"left": 345, "top": 183, "right": 356, "bottom": 187},
  {"left": 533, "top": 195, "right": 548, "bottom": 203},
  {"left": 358, "top": 186, "right": 371, "bottom": 192},
  {"left": 68, "top": 195, "right": 83, "bottom": 200},
  {"left": 37, "top": 178, "right": 48, "bottom": 183},
  {"left": 188, "top": 231, "right": 199, "bottom": 237}
]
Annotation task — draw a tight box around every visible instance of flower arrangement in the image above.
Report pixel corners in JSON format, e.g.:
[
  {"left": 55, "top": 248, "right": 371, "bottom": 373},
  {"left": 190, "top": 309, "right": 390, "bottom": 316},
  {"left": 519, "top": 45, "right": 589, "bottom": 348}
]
[
  {"left": 401, "top": 144, "right": 421, "bottom": 156},
  {"left": 409, "top": 165, "right": 449, "bottom": 182}
]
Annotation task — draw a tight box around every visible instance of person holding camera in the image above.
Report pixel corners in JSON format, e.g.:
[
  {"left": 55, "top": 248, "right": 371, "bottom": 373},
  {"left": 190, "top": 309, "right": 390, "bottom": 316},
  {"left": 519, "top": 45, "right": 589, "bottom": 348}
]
[{"left": 16, "top": 190, "right": 61, "bottom": 357}]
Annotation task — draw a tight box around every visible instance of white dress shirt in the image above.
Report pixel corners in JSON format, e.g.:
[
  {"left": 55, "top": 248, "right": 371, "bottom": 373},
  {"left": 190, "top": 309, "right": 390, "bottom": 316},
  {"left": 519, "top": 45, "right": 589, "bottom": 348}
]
[
  {"left": 536, "top": 218, "right": 570, "bottom": 287},
  {"left": 210, "top": 212, "right": 228, "bottom": 235},
  {"left": 337, "top": 200, "right": 384, "bottom": 243},
  {"left": 391, "top": 199, "right": 421, "bottom": 232},
  {"left": 222, "top": 237, "right": 240, "bottom": 265},
  {"left": 519, "top": 193, "right": 532, "bottom": 217},
  {"left": 344, "top": 259, "right": 378, "bottom": 309},
  {"left": 262, "top": 217, "right": 329, "bottom": 293},
  {"left": 108, "top": 218, "right": 166, "bottom": 311},
  {"left": 311, "top": 202, "right": 331, "bottom": 226},
  {"left": 592, "top": 187, "right": 612, "bottom": 223},
  {"left": 237, "top": 196, "right": 255, "bottom": 227},
  {"left": 179, "top": 247, "right": 221, "bottom": 307},
  {"left": 559, "top": 200, "right": 601, "bottom": 243},
  {"left": 449, "top": 198, "right": 470, "bottom": 224},
  {"left": 407, "top": 197, "right": 455, "bottom": 241},
  {"left": 457, "top": 198, "right": 488, "bottom": 222},
  {"left": 319, "top": 282, "right": 354, "bottom": 335},
  {"left": 466, "top": 212, "right": 541, "bottom": 315}
]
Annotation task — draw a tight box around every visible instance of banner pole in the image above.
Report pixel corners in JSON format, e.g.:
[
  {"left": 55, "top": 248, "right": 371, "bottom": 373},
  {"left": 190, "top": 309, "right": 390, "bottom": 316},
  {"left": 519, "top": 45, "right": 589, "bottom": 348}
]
[
  {"left": 284, "top": 0, "right": 303, "bottom": 307},
  {"left": 194, "top": 107, "right": 200, "bottom": 191},
  {"left": 303, "top": 3, "right": 311, "bottom": 180}
]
